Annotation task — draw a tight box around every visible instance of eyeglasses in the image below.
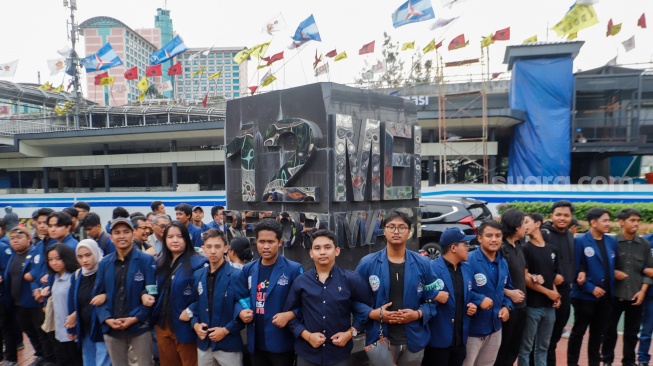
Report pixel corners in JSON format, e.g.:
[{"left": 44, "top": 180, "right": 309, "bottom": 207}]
[
  {"left": 155, "top": 224, "right": 167, "bottom": 229},
  {"left": 456, "top": 243, "right": 470, "bottom": 249},
  {"left": 384, "top": 225, "right": 409, "bottom": 233},
  {"left": 138, "top": 226, "right": 150, "bottom": 230}
]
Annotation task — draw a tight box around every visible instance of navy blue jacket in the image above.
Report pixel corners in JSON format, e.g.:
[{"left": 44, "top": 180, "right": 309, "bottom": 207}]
[
  {"left": 236, "top": 256, "right": 304, "bottom": 354},
  {"left": 427, "top": 257, "right": 485, "bottom": 348},
  {"left": 186, "top": 224, "right": 203, "bottom": 248},
  {"left": 467, "top": 249, "right": 513, "bottom": 337},
  {"left": 68, "top": 269, "right": 104, "bottom": 342},
  {"left": 353, "top": 248, "right": 438, "bottom": 353},
  {"left": 4, "top": 244, "right": 42, "bottom": 308},
  {"left": 571, "top": 232, "right": 617, "bottom": 301},
  {"left": 95, "top": 248, "right": 156, "bottom": 334},
  {"left": 152, "top": 254, "right": 208, "bottom": 343},
  {"left": 189, "top": 262, "right": 248, "bottom": 352},
  {"left": 94, "top": 231, "right": 116, "bottom": 256},
  {"left": 0, "top": 242, "right": 12, "bottom": 306},
  {"left": 29, "top": 234, "right": 79, "bottom": 285}
]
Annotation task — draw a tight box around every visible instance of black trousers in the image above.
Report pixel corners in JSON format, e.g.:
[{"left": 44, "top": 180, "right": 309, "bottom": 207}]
[
  {"left": 250, "top": 350, "right": 296, "bottom": 366},
  {"left": 546, "top": 289, "right": 571, "bottom": 366},
  {"left": 48, "top": 332, "right": 83, "bottom": 366},
  {"left": 494, "top": 306, "right": 527, "bottom": 366},
  {"left": 422, "top": 345, "right": 466, "bottom": 366},
  {"left": 601, "top": 297, "right": 643, "bottom": 364},
  {"left": 15, "top": 306, "right": 56, "bottom": 362},
  {"left": 567, "top": 296, "right": 613, "bottom": 366},
  {"left": 0, "top": 304, "right": 18, "bottom": 362}
]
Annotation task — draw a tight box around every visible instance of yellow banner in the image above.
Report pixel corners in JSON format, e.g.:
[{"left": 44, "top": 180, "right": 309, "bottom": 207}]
[{"left": 552, "top": 4, "right": 599, "bottom": 37}]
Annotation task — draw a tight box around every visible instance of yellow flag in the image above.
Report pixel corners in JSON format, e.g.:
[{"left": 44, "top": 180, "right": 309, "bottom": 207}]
[
  {"left": 567, "top": 32, "right": 578, "bottom": 40},
  {"left": 138, "top": 91, "right": 146, "bottom": 101},
  {"left": 334, "top": 51, "right": 348, "bottom": 61},
  {"left": 608, "top": 23, "right": 622, "bottom": 36},
  {"left": 54, "top": 107, "right": 66, "bottom": 115},
  {"left": 260, "top": 72, "right": 276, "bottom": 87},
  {"left": 191, "top": 68, "right": 205, "bottom": 77},
  {"left": 401, "top": 41, "right": 415, "bottom": 51},
  {"left": 53, "top": 84, "right": 64, "bottom": 93},
  {"left": 523, "top": 35, "right": 537, "bottom": 44},
  {"left": 233, "top": 49, "right": 252, "bottom": 65},
  {"left": 208, "top": 71, "right": 222, "bottom": 80},
  {"left": 38, "top": 82, "right": 52, "bottom": 91},
  {"left": 423, "top": 39, "right": 436, "bottom": 54},
  {"left": 100, "top": 77, "right": 115, "bottom": 86},
  {"left": 249, "top": 42, "right": 270, "bottom": 59},
  {"left": 257, "top": 64, "right": 268, "bottom": 69},
  {"left": 481, "top": 34, "right": 495, "bottom": 48},
  {"left": 552, "top": 4, "right": 599, "bottom": 37},
  {"left": 137, "top": 77, "right": 149, "bottom": 91}
]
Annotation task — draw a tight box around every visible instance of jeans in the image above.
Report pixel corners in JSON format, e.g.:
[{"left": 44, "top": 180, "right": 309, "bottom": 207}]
[
  {"left": 518, "top": 307, "right": 556, "bottom": 366},
  {"left": 602, "top": 297, "right": 643, "bottom": 365},
  {"left": 546, "top": 289, "right": 570, "bottom": 366},
  {"left": 81, "top": 334, "right": 111, "bottom": 366},
  {"left": 567, "top": 297, "right": 612, "bottom": 366},
  {"left": 638, "top": 296, "right": 653, "bottom": 363}
]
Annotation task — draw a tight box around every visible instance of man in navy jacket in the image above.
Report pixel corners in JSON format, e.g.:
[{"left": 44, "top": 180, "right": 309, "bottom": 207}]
[{"left": 567, "top": 208, "right": 617, "bottom": 366}]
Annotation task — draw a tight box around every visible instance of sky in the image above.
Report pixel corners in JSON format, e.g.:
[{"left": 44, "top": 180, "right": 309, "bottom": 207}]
[{"left": 2, "top": 0, "right": 651, "bottom": 95}]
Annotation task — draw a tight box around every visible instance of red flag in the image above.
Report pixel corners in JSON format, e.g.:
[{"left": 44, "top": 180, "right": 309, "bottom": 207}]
[
  {"left": 435, "top": 40, "right": 443, "bottom": 49},
  {"left": 313, "top": 50, "right": 322, "bottom": 69},
  {"left": 359, "top": 41, "right": 375, "bottom": 55},
  {"left": 492, "top": 72, "right": 501, "bottom": 79},
  {"left": 262, "top": 51, "right": 284, "bottom": 66},
  {"left": 606, "top": 18, "right": 613, "bottom": 36},
  {"left": 202, "top": 94, "right": 208, "bottom": 107},
  {"left": 248, "top": 86, "right": 258, "bottom": 95},
  {"left": 638, "top": 13, "right": 647, "bottom": 28},
  {"left": 167, "top": 62, "right": 182, "bottom": 76},
  {"left": 492, "top": 27, "right": 510, "bottom": 41},
  {"left": 124, "top": 66, "right": 138, "bottom": 80},
  {"left": 146, "top": 64, "right": 162, "bottom": 77},
  {"left": 448, "top": 34, "right": 467, "bottom": 50},
  {"left": 325, "top": 49, "right": 337, "bottom": 58},
  {"left": 94, "top": 72, "right": 108, "bottom": 86}
]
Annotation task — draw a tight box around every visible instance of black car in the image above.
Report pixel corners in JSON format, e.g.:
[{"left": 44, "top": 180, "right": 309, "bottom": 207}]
[{"left": 419, "top": 197, "right": 493, "bottom": 259}]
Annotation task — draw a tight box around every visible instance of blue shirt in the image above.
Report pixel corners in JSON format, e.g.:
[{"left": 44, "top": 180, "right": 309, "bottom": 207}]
[
  {"left": 52, "top": 272, "right": 73, "bottom": 342},
  {"left": 285, "top": 266, "right": 372, "bottom": 365}
]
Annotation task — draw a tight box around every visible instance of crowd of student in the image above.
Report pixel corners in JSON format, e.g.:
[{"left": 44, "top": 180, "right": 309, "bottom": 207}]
[{"left": 1, "top": 200, "right": 653, "bottom": 366}]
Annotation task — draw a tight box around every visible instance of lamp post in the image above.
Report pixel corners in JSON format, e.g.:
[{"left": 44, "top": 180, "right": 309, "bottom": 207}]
[{"left": 64, "top": 0, "right": 81, "bottom": 128}]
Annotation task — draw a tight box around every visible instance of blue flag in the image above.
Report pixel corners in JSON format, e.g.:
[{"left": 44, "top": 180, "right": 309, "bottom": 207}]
[
  {"left": 291, "top": 15, "right": 321, "bottom": 44},
  {"left": 150, "top": 35, "right": 188, "bottom": 65},
  {"left": 391, "top": 0, "right": 436, "bottom": 28},
  {"left": 81, "top": 43, "right": 123, "bottom": 73}
]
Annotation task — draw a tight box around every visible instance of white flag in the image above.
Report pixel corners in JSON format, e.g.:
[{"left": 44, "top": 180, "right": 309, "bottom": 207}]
[
  {"left": 47, "top": 58, "right": 66, "bottom": 76},
  {"left": 262, "top": 13, "right": 287, "bottom": 35},
  {"left": 0, "top": 60, "right": 18, "bottom": 77},
  {"left": 57, "top": 45, "right": 72, "bottom": 57},
  {"left": 314, "top": 63, "right": 329, "bottom": 77},
  {"left": 622, "top": 35, "right": 635, "bottom": 52},
  {"left": 371, "top": 60, "right": 386, "bottom": 73},
  {"left": 428, "top": 17, "right": 459, "bottom": 30},
  {"left": 159, "top": 80, "right": 173, "bottom": 92}
]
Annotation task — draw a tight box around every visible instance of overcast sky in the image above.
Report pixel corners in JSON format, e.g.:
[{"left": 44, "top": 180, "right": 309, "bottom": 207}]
[{"left": 2, "top": 0, "right": 651, "bottom": 93}]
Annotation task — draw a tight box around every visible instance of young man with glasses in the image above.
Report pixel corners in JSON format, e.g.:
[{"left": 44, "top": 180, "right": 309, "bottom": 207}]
[
  {"left": 131, "top": 216, "right": 153, "bottom": 252},
  {"left": 355, "top": 210, "right": 438, "bottom": 365}
]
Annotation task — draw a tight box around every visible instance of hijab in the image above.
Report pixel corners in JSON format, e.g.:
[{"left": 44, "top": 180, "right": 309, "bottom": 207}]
[{"left": 76, "top": 239, "right": 103, "bottom": 276}]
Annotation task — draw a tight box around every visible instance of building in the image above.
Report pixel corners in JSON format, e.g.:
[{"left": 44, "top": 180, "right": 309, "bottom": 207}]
[{"left": 154, "top": 8, "right": 174, "bottom": 99}]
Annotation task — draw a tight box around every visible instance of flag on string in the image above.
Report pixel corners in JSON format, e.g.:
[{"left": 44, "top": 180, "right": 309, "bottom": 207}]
[
  {"left": 492, "top": 27, "right": 510, "bottom": 41},
  {"left": 159, "top": 80, "right": 173, "bottom": 92},
  {"left": 234, "top": 43, "right": 270, "bottom": 64},
  {"left": 638, "top": 13, "right": 647, "bottom": 28},
  {"left": 552, "top": 4, "right": 599, "bottom": 37},
  {"left": 208, "top": 71, "right": 222, "bottom": 80},
  {"left": 81, "top": 43, "right": 123, "bottom": 72},
  {"left": 191, "top": 68, "right": 205, "bottom": 77},
  {"left": 334, "top": 51, "right": 348, "bottom": 61},
  {"left": 138, "top": 91, "right": 146, "bottom": 102},
  {"left": 315, "top": 63, "right": 329, "bottom": 76},
  {"left": 47, "top": 58, "right": 66, "bottom": 76},
  {"left": 38, "top": 82, "right": 53, "bottom": 91},
  {"left": 202, "top": 93, "right": 208, "bottom": 108},
  {"left": 622, "top": 35, "right": 635, "bottom": 52},
  {"left": 94, "top": 72, "right": 108, "bottom": 86},
  {"left": 359, "top": 41, "right": 375, "bottom": 55},
  {"left": 137, "top": 77, "right": 149, "bottom": 91},
  {"left": 262, "top": 51, "right": 284, "bottom": 66},
  {"left": 423, "top": 39, "right": 437, "bottom": 53},
  {"left": 402, "top": 42, "right": 415, "bottom": 51},
  {"left": 150, "top": 35, "right": 188, "bottom": 65},
  {"left": 325, "top": 49, "right": 338, "bottom": 58},
  {"left": 263, "top": 13, "right": 287, "bottom": 35},
  {"left": 481, "top": 34, "right": 494, "bottom": 48},
  {"left": 371, "top": 60, "right": 386, "bottom": 73},
  {"left": 448, "top": 34, "right": 468, "bottom": 50},
  {"left": 57, "top": 45, "right": 72, "bottom": 57},
  {"left": 313, "top": 50, "right": 323, "bottom": 69},
  {"left": 392, "top": 0, "right": 435, "bottom": 28},
  {"left": 124, "top": 66, "right": 138, "bottom": 80},
  {"left": 292, "top": 15, "right": 322, "bottom": 45},
  {"left": 260, "top": 71, "right": 276, "bottom": 87},
  {"left": 428, "top": 17, "right": 459, "bottom": 30},
  {"left": 146, "top": 64, "right": 162, "bottom": 77},
  {"left": 492, "top": 72, "right": 501, "bottom": 79},
  {"left": 248, "top": 86, "right": 258, "bottom": 95},
  {"left": 606, "top": 19, "right": 622, "bottom": 36},
  {"left": 523, "top": 35, "right": 537, "bottom": 44},
  {"left": 52, "top": 84, "right": 65, "bottom": 93},
  {"left": 99, "top": 76, "right": 115, "bottom": 86},
  {"left": 167, "top": 62, "right": 182, "bottom": 76},
  {"left": 567, "top": 32, "right": 578, "bottom": 40}
]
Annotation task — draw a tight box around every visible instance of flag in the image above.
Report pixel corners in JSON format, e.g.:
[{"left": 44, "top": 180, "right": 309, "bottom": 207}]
[
  {"left": 638, "top": 13, "right": 647, "bottom": 28},
  {"left": 263, "top": 13, "right": 287, "bottom": 35},
  {"left": 334, "top": 51, "right": 348, "bottom": 61},
  {"left": 81, "top": 43, "right": 123, "bottom": 72},
  {"left": 138, "top": 91, "right": 146, "bottom": 102},
  {"left": 262, "top": 51, "right": 284, "bottom": 66},
  {"left": 492, "top": 72, "right": 501, "bottom": 79},
  {"left": 99, "top": 76, "right": 115, "bottom": 86},
  {"left": 202, "top": 94, "right": 208, "bottom": 108},
  {"left": 292, "top": 15, "right": 321, "bottom": 44},
  {"left": 325, "top": 49, "right": 338, "bottom": 58},
  {"left": 423, "top": 39, "right": 437, "bottom": 53},
  {"left": 261, "top": 71, "right": 276, "bottom": 87},
  {"left": 167, "top": 62, "right": 182, "bottom": 76},
  {"left": 234, "top": 43, "right": 270, "bottom": 65},
  {"left": 448, "top": 34, "right": 468, "bottom": 50},
  {"left": 208, "top": 71, "right": 222, "bottom": 80},
  {"left": 392, "top": 0, "right": 436, "bottom": 28},
  {"left": 402, "top": 42, "right": 415, "bottom": 51},
  {"left": 57, "top": 45, "right": 72, "bottom": 57},
  {"left": 146, "top": 64, "right": 162, "bottom": 77},
  {"left": 359, "top": 41, "right": 375, "bottom": 55},
  {"left": 552, "top": 4, "right": 599, "bottom": 37},
  {"left": 523, "top": 35, "right": 537, "bottom": 44},
  {"left": 315, "top": 63, "right": 329, "bottom": 77},
  {"left": 371, "top": 60, "right": 386, "bottom": 73},
  {"left": 622, "top": 35, "right": 635, "bottom": 52},
  {"left": 492, "top": 27, "right": 510, "bottom": 41},
  {"left": 53, "top": 84, "right": 65, "bottom": 93},
  {"left": 605, "top": 56, "right": 617, "bottom": 66},
  {"left": 445, "top": 58, "right": 479, "bottom": 67},
  {"left": 428, "top": 17, "right": 459, "bottom": 30},
  {"left": 38, "top": 82, "right": 53, "bottom": 91},
  {"left": 150, "top": 35, "right": 188, "bottom": 65},
  {"left": 124, "top": 66, "right": 138, "bottom": 80},
  {"left": 481, "top": 34, "right": 494, "bottom": 48},
  {"left": 567, "top": 32, "right": 578, "bottom": 40},
  {"left": 159, "top": 80, "right": 173, "bottom": 92},
  {"left": 93, "top": 72, "right": 108, "bottom": 86},
  {"left": 191, "top": 68, "right": 205, "bottom": 77},
  {"left": 47, "top": 58, "right": 66, "bottom": 76},
  {"left": 606, "top": 19, "right": 622, "bottom": 36},
  {"left": 313, "top": 50, "right": 322, "bottom": 69},
  {"left": 137, "top": 77, "right": 149, "bottom": 91},
  {"left": 248, "top": 86, "right": 258, "bottom": 95}
]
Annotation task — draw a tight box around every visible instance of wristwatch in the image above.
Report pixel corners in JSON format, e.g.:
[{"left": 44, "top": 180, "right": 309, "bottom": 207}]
[
  {"left": 186, "top": 308, "right": 193, "bottom": 318},
  {"left": 349, "top": 327, "right": 358, "bottom": 337}
]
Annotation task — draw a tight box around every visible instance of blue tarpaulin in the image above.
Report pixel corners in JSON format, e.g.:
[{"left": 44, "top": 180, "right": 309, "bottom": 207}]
[{"left": 507, "top": 57, "right": 573, "bottom": 184}]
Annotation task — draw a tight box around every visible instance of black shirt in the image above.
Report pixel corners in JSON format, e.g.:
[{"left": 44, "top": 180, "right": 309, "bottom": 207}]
[
  {"left": 255, "top": 262, "right": 275, "bottom": 351},
  {"left": 157, "top": 255, "right": 184, "bottom": 328},
  {"left": 206, "top": 260, "right": 227, "bottom": 321},
  {"left": 523, "top": 242, "right": 559, "bottom": 308},
  {"left": 502, "top": 240, "right": 527, "bottom": 309},
  {"left": 444, "top": 258, "right": 464, "bottom": 347},
  {"left": 595, "top": 238, "right": 611, "bottom": 297},
  {"left": 78, "top": 273, "right": 96, "bottom": 336},
  {"left": 9, "top": 251, "right": 28, "bottom": 305},
  {"left": 112, "top": 249, "right": 133, "bottom": 319},
  {"left": 387, "top": 261, "right": 406, "bottom": 345}
]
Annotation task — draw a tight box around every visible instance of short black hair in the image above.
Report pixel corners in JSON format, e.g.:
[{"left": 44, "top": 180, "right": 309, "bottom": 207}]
[
  {"left": 254, "top": 219, "right": 283, "bottom": 240},
  {"left": 47, "top": 211, "right": 73, "bottom": 228},
  {"left": 151, "top": 201, "right": 163, "bottom": 211},
  {"left": 382, "top": 210, "right": 412, "bottom": 230},
  {"left": 478, "top": 220, "right": 503, "bottom": 236},
  {"left": 32, "top": 208, "right": 55, "bottom": 220},
  {"left": 526, "top": 212, "right": 544, "bottom": 225},
  {"left": 45, "top": 244, "right": 79, "bottom": 274},
  {"left": 311, "top": 229, "right": 337, "bottom": 247},
  {"left": 63, "top": 207, "right": 79, "bottom": 218},
  {"left": 202, "top": 228, "right": 227, "bottom": 245},
  {"left": 80, "top": 212, "right": 102, "bottom": 228},
  {"left": 211, "top": 205, "right": 225, "bottom": 218},
  {"left": 586, "top": 207, "right": 610, "bottom": 223},
  {"left": 112, "top": 207, "right": 129, "bottom": 219},
  {"left": 569, "top": 218, "right": 579, "bottom": 227},
  {"left": 129, "top": 212, "right": 144, "bottom": 219},
  {"left": 131, "top": 215, "right": 148, "bottom": 228},
  {"left": 73, "top": 202, "right": 90, "bottom": 211},
  {"left": 551, "top": 200, "right": 575, "bottom": 214},
  {"left": 500, "top": 208, "right": 525, "bottom": 238},
  {"left": 617, "top": 208, "right": 641, "bottom": 221},
  {"left": 175, "top": 203, "right": 192, "bottom": 216}
]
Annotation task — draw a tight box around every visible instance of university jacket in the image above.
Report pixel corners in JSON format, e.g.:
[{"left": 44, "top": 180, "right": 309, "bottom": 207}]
[
  {"left": 353, "top": 248, "right": 438, "bottom": 353},
  {"left": 28, "top": 234, "right": 79, "bottom": 285},
  {"left": 68, "top": 269, "right": 104, "bottom": 342},
  {"left": 467, "top": 249, "right": 513, "bottom": 337},
  {"left": 236, "top": 256, "right": 304, "bottom": 354},
  {"left": 427, "top": 257, "right": 485, "bottom": 348},
  {"left": 4, "top": 244, "right": 42, "bottom": 308},
  {"left": 571, "top": 232, "right": 617, "bottom": 301},
  {"left": 152, "top": 254, "right": 208, "bottom": 343},
  {"left": 0, "top": 242, "right": 12, "bottom": 307},
  {"left": 189, "top": 262, "right": 248, "bottom": 352}
]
